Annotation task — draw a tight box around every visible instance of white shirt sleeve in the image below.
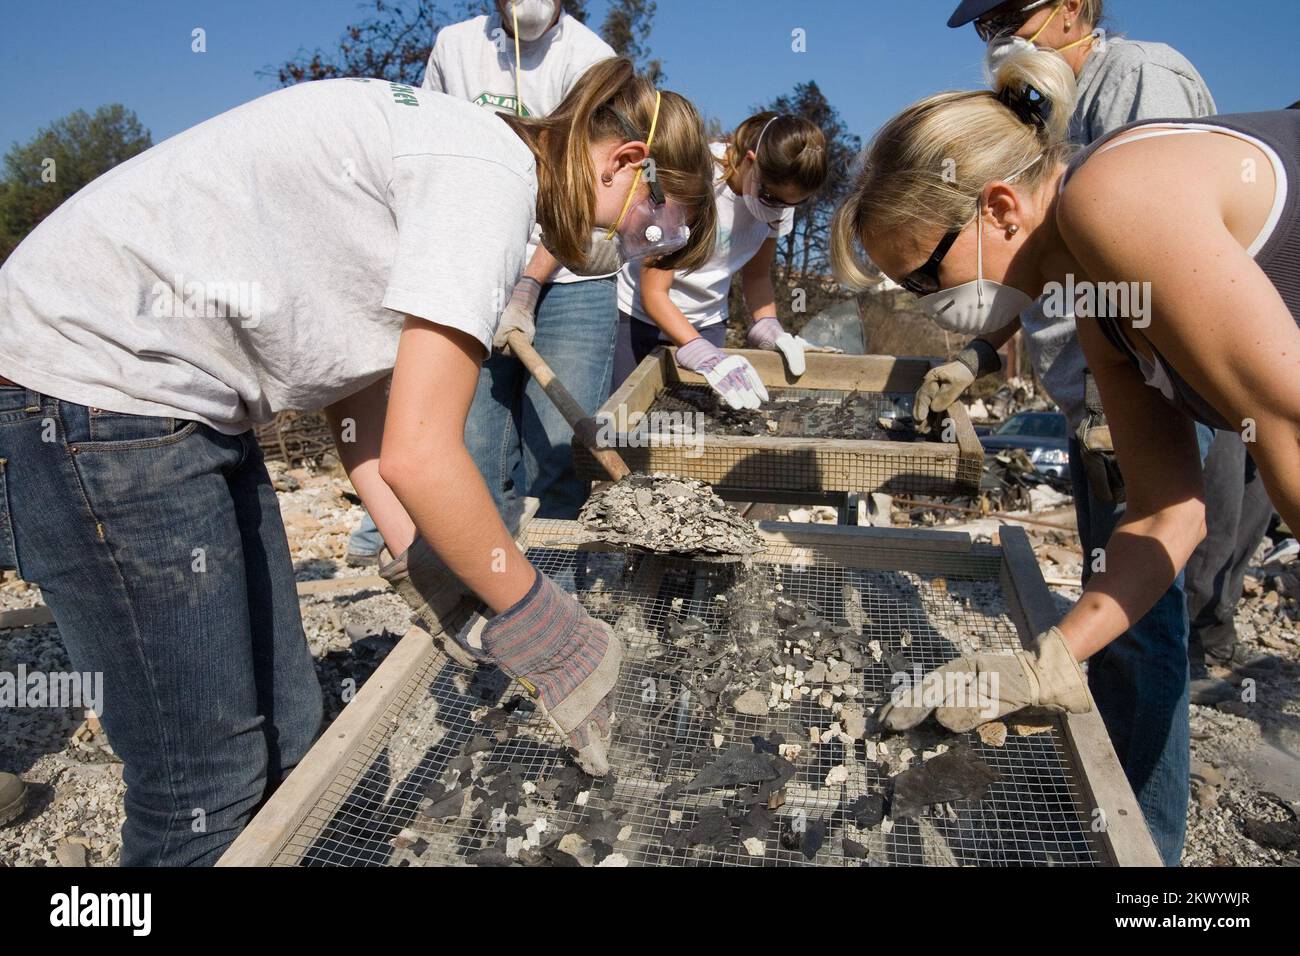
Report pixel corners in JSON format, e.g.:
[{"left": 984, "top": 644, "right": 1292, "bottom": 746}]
[
  {"left": 382, "top": 154, "right": 536, "bottom": 356},
  {"left": 421, "top": 34, "right": 447, "bottom": 92}
]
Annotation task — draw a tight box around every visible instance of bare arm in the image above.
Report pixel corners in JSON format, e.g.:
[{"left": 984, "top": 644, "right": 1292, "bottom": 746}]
[
  {"left": 739, "top": 237, "right": 779, "bottom": 324},
  {"left": 975, "top": 317, "right": 1021, "bottom": 355},
  {"left": 1061, "top": 317, "right": 1207, "bottom": 660},
  {"left": 376, "top": 319, "right": 538, "bottom": 614},
  {"left": 522, "top": 243, "right": 561, "bottom": 285},
  {"left": 323, "top": 375, "right": 416, "bottom": 556},
  {"left": 639, "top": 264, "right": 702, "bottom": 347}
]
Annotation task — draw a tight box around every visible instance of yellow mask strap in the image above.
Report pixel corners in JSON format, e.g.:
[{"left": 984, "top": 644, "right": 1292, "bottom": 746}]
[
  {"left": 606, "top": 91, "right": 663, "bottom": 240},
  {"left": 512, "top": 2, "right": 523, "bottom": 117},
  {"left": 1030, "top": 2, "right": 1097, "bottom": 54}
]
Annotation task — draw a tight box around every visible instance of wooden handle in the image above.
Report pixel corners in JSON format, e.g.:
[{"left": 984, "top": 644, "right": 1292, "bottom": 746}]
[{"left": 506, "top": 331, "right": 631, "bottom": 481}]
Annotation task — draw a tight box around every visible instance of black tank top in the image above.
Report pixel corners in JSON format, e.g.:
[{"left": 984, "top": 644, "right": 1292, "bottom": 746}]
[{"left": 1066, "top": 110, "right": 1300, "bottom": 431}]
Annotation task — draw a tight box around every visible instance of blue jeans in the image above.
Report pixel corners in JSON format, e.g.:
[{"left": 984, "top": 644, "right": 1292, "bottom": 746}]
[
  {"left": 0, "top": 387, "right": 322, "bottom": 865},
  {"left": 1068, "top": 423, "right": 1214, "bottom": 867},
  {"left": 465, "top": 277, "right": 617, "bottom": 521},
  {"left": 348, "top": 512, "right": 383, "bottom": 557}
]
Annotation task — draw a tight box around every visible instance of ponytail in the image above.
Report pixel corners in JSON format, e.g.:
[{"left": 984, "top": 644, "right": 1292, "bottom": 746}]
[{"left": 831, "top": 46, "right": 1077, "bottom": 291}]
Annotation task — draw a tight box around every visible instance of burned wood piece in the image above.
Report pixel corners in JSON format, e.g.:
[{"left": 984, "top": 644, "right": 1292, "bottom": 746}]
[
  {"left": 669, "top": 745, "right": 794, "bottom": 797},
  {"left": 889, "top": 746, "right": 1001, "bottom": 820}
]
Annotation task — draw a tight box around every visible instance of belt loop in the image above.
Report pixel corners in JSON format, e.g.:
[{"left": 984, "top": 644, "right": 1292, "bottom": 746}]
[{"left": 23, "top": 388, "right": 42, "bottom": 413}]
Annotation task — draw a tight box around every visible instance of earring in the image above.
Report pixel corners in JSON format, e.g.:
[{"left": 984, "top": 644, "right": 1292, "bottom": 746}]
[
  {"left": 1007, "top": 224, "right": 1020, "bottom": 237},
  {"left": 601, "top": 172, "right": 614, "bottom": 185}
]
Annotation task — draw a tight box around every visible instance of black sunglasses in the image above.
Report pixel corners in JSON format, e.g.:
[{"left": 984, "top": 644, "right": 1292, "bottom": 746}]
[
  {"left": 974, "top": 0, "right": 1055, "bottom": 43},
  {"left": 900, "top": 227, "right": 962, "bottom": 296}
]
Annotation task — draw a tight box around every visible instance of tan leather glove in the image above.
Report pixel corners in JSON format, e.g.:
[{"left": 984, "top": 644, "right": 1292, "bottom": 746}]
[
  {"left": 879, "top": 627, "right": 1091, "bottom": 733},
  {"left": 379, "top": 537, "right": 479, "bottom": 663},
  {"left": 913, "top": 360, "right": 975, "bottom": 428}
]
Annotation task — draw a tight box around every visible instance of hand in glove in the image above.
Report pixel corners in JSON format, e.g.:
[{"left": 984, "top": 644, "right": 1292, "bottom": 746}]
[
  {"left": 746, "top": 316, "right": 809, "bottom": 376},
  {"left": 482, "top": 571, "right": 624, "bottom": 776},
  {"left": 878, "top": 627, "right": 1091, "bottom": 733},
  {"left": 492, "top": 277, "right": 543, "bottom": 356},
  {"left": 379, "top": 537, "right": 486, "bottom": 668},
  {"left": 913, "top": 341, "right": 1002, "bottom": 431},
  {"left": 676, "top": 336, "right": 769, "bottom": 410}
]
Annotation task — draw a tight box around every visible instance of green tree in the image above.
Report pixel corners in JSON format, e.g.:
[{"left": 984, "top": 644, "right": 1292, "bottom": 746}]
[
  {"left": 600, "top": 0, "right": 662, "bottom": 83},
  {"left": 0, "top": 104, "right": 151, "bottom": 262}
]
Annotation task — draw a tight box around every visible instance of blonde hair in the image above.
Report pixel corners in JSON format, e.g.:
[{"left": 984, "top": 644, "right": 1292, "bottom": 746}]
[
  {"left": 504, "top": 57, "right": 717, "bottom": 272},
  {"left": 722, "top": 112, "right": 829, "bottom": 195},
  {"left": 831, "top": 46, "right": 1078, "bottom": 290}
]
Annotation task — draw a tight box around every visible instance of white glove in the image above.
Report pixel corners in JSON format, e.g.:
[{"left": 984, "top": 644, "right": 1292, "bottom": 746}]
[
  {"left": 676, "top": 337, "right": 769, "bottom": 410},
  {"left": 747, "top": 316, "right": 808, "bottom": 376},
  {"left": 493, "top": 277, "right": 543, "bottom": 355}
]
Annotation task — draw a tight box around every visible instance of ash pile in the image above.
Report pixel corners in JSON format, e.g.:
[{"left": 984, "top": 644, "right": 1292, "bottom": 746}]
[
  {"left": 651, "top": 385, "right": 920, "bottom": 442},
  {"left": 578, "top": 473, "right": 764, "bottom": 558}
]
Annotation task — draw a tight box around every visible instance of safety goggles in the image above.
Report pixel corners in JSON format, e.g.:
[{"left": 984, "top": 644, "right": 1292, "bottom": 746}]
[
  {"left": 606, "top": 91, "right": 692, "bottom": 261},
  {"left": 974, "top": 0, "right": 1056, "bottom": 42}
]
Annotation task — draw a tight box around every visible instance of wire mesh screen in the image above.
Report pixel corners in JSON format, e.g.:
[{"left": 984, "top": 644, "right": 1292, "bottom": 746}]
[
  {"left": 573, "top": 384, "right": 983, "bottom": 497},
  {"left": 275, "top": 523, "right": 1101, "bottom": 867}
]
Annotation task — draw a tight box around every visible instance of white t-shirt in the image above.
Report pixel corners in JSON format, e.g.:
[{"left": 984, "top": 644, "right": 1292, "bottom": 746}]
[
  {"left": 424, "top": 11, "right": 615, "bottom": 284},
  {"left": 0, "top": 79, "right": 537, "bottom": 434},
  {"left": 617, "top": 142, "right": 794, "bottom": 328}
]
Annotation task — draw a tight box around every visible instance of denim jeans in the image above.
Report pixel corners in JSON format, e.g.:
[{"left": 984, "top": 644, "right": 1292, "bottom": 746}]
[
  {"left": 465, "top": 277, "right": 617, "bottom": 521},
  {"left": 1068, "top": 423, "right": 1213, "bottom": 867},
  {"left": 0, "top": 387, "right": 322, "bottom": 865},
  {"left": 348, "top": 512, "right": 383, "bottom": 557}
]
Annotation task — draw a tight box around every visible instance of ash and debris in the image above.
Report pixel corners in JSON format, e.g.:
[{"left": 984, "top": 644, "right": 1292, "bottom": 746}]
[
  {"left": 578, "top": 473, "right": 764, "bottom": 558},
  {"left": 2, "top": 445, "right": 1297, "bottom": 866},
  {"left": 650, "top": 385, "right": 920, "bottom": 442}
]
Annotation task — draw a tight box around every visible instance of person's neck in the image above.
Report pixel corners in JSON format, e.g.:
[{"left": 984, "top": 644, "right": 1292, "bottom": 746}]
[{"left": 1028, "top": 164, "right": 1084, "bottom": 288}]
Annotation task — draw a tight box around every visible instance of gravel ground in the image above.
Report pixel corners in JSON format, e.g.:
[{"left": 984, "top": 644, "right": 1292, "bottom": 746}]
[{"left": 2, "top": 465, "right": 1296, "bottom": 867}]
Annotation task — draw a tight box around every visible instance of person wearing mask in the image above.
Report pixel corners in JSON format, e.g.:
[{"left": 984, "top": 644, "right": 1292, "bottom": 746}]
[
  {"left": 832, "top": 48, "right": 1300, "bottom": 867},
  {"left": 614, "top": 112, "right": 828, "bottom": 409},
  {"left": 0, "top": 59, "right": 717, "bottom": 864},
  {"left": 913, "top": 0, "right": 1216, "bottom": 864},
  {"left": 342, "top": 1, "right": 618, "bottom": 569}
]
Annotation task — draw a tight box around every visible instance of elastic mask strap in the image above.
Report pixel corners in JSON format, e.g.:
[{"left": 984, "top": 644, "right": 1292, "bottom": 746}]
[
  {"left": 606, "top": 90, "right": 663, "bottom": 240},
  {"left": 512, "top": 3, "right": 523, "bottom": 117}
]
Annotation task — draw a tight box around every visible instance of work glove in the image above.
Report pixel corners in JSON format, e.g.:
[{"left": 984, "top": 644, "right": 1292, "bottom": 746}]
[
  {"left": 914, "top": 341, "right": 1001, "bottom": 432},
  {"left": 482, "top": 571, "right": 624, "bottom": 776},
  {"left": 746, "top": 316, "right": 809, "bottom": 376},
  {"left": 492, "top": 277, "right": 543, "bottom": 356},
  {"left": 379, "top": 537, "right": 486, "bottom": 668},
  {"left": 676, "top": 336, "right": 769, "bottom": 411},
  {"left": 878, "top": 627, "right": 1091, "bottom": 733}
]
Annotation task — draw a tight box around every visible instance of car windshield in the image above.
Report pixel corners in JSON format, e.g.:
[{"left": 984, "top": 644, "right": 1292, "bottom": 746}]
[{"left": 995, "top": 414, "right": 1067, "bottom": 439}]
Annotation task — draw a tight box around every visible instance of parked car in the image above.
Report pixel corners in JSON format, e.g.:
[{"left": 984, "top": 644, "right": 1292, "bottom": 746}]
[{"left": 978, "top": 411, "right": 1071, "bottom": 480}]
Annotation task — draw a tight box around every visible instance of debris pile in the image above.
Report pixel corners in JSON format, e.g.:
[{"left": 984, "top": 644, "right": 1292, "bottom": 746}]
[
  {"left": 651, "top": 386, "right": 919, "bottom": 442},
  {"left": 578, "top": 473, "right": 764, "bottom": 558}
]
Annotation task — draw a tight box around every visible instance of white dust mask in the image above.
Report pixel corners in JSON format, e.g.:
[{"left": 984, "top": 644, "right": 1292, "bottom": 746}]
[
  {"left": 508, "top": 0, "right": 557, "bottom": 42},
  {"left": 917, "top": 215, "right": 1034, "bottom": 335}
]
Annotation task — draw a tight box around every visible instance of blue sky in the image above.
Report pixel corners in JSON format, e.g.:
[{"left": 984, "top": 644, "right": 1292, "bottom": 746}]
[{"left": 1, "top": 0, "right": 1297, "bottom": 153}]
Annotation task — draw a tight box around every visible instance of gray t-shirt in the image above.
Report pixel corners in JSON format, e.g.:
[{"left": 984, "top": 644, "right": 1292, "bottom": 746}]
[
  {"left": 0, "top": 78, "right": 537, "bottom": 434},
  {"left": 1020, "top": 37, "right": 1216, "bottom": 427}
]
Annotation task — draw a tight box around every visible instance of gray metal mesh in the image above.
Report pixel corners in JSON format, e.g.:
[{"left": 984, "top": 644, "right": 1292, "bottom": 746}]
[
  {"left": 274, "top": 523, "right": 1100, "bottom": 867},
  {"left": 573, "top": 385, "right": 982, "bottom": 497}
]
